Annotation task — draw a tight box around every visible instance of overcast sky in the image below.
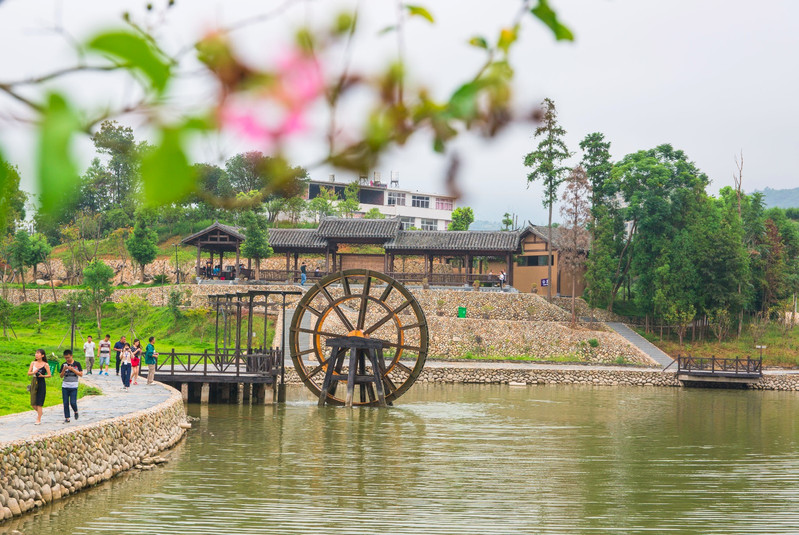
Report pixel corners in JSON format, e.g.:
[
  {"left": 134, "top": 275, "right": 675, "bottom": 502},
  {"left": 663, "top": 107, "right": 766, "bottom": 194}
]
[{"left": 1, "top": 0, "right": 797, "bottom": 225}]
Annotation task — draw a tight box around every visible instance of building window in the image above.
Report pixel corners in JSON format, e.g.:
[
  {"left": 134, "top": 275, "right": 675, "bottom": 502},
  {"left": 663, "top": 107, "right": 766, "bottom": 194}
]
[
  {"left": 436, "top": 198, "right": 453, "bottom": 210},
  {"left": 387, "top": 191, "right": 406, "bottom": 206},
  {"left": 400, "top": 217, "right": 415, "bottom": 230},
  {"left": 518, "top": 255, "right": 554, "bottom": 267},
  {"left": 411, "top": 195, "right": 430, "bottom": 208},
  {"left": 421, "top": 219, "right": 437, "bottom": 231}
]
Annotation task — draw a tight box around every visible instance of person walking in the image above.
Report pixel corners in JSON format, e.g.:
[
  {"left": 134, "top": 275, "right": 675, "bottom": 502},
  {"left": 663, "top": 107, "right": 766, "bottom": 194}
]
[
  {"left": 145, "top": 336, "right": 158, "bottom": 385},
  {"left": 59, "top": 349, "right": 83, "bottom": 423},
  {"left": 120, "top": 343, "right": 133, "bottom": 391},
  {"left": 300, "top": 261, "right": 307, "bottom": 286},
  {"left": 131, "top": 339, "right": 142, "bottom": 385},
  {"left": 98, "top": 334, "right": 112, "bottom": 375},
  {"left": 28, "top": 349, "right": 51, "bottom": 425},
  {"left": 499, "top": 270, "right": 506, "bottom": 289},
  {"left": 83, "top": 335, "right": 96, "bottom": 375},
  {"left": 113, "top": 335, "right": 126, "bottom": 376}
]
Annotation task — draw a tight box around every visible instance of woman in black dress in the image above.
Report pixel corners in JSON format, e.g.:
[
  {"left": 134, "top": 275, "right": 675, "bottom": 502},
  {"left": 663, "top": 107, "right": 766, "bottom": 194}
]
[{"left": 28, "top": 349, "right": 51, "bottom": 425}]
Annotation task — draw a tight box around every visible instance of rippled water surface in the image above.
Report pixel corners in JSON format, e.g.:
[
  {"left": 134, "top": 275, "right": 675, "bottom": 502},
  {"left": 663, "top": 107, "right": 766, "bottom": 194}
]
[{"left": 6, "top": 384, "right": 799, "bottom": 534}]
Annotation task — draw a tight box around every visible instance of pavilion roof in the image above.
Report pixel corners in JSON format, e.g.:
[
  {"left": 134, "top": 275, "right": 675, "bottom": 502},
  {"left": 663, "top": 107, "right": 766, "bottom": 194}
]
[
  {"left": 317, "top": 217, "right": 401, "bottom": 240},
  {"left": 384, "top": 230, "right": 521, "bottom": 253},
  {"left": 181, "top": 221, "right": 245, "bottom": 252}
]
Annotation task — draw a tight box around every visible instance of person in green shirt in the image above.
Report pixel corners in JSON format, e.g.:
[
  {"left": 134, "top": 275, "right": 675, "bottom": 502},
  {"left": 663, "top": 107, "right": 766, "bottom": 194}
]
[{"left": 145, "top": 336, "right": 159, "bottom": 385}]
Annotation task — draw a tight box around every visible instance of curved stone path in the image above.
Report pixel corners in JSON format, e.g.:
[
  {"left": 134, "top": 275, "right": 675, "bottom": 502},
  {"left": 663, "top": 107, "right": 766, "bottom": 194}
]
[{"left": 0, "top": 372, "right": 172, "bottom": 444}]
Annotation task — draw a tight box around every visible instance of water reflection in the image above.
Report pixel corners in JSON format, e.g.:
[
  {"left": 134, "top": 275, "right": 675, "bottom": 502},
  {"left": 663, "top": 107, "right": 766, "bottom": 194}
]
[{"left": 4, "top": 385, "right": 799, "bottom": 534}]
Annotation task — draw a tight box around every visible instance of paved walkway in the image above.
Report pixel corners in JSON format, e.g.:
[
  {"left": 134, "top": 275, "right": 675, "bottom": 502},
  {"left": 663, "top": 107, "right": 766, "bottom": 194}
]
[
  {"left": 606, "top": 322, "right": 675, "bottom": 368},
  {"left": 0, "top": 371, "right": 172, "bottom": 444}
]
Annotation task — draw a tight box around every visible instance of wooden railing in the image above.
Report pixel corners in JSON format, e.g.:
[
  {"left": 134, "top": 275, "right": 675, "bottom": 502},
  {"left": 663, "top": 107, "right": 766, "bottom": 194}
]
[
  {"left": 677, "top": 355, "right": 762, "bottom": 377},
  {"left": 155, "top": 349, "right": 283, "bottom": 378}
]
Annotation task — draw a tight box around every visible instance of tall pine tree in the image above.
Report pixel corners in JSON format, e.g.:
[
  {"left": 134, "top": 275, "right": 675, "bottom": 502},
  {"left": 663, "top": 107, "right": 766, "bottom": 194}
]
[{"left": 523, "top": 98, "right": 570, "bottom": 300}]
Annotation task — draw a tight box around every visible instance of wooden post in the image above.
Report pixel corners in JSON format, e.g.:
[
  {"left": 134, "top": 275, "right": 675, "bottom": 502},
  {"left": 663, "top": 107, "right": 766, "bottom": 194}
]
[
  {"left": 201, "top": 383, "right": 210, "bottom": 404},
  {"left": 285, "top": 252, "right": 290, "bottom": 274},
  {"left": 237, "top": 383, "right": 244, "bottom": 404},
  {"left": 331, "top": 251, "right": 337, "bottom": 272},
  {"left": 506, "top": 253, "right": 513, "bottom": 287},
  {"left": 293, "top": 253, "right": 299, "bottom": 282},
  {"left": 235, "top": 242, "right": 241, "bottom": 279},
  {"left": 196, "top": 242, "right": 201, "bottom": 277},
  {"left": 324, "top": 248, "right": 330, "bottom": 273}
]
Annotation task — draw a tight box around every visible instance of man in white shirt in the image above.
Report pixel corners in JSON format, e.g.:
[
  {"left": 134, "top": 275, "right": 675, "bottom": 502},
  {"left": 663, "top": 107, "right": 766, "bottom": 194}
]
[{"left": 83, "top": 335, "right": 96, "bottom": 375}]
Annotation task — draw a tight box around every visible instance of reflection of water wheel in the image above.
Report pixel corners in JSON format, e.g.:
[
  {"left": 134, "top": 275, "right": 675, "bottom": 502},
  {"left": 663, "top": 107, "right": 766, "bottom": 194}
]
[{"left": 290, "top": 269, "right": 428, "bottom": 406}]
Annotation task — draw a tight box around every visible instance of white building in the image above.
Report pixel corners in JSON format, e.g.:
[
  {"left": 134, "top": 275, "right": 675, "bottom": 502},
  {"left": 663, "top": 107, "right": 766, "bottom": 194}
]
[{"left": 306, "top": 171, "right": 456, "bottom": 230}]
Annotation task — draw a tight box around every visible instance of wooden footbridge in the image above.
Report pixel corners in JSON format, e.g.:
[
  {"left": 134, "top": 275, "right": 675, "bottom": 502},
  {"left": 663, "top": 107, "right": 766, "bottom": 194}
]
[
  {"left": 155, "top": 289, "right": 302, "bottom": 403},
  {"left": 675, "top": 355, "right": 763, "bottom": 386}
]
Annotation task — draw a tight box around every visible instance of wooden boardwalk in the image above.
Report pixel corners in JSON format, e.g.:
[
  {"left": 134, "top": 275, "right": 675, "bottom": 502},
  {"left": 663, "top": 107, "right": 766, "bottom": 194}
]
[{"left": 676, "top": 355, "right": 762, "bottom": 385}]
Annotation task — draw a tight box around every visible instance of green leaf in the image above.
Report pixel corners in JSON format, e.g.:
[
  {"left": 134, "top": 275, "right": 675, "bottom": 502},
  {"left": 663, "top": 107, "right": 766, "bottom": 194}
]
[
  {"left": 88, "top": 30, "right": 171, "bottom": 93},
  {"left": 405, "top": 5, "right": 434, "bottom": 23},
  {"left": 378, "top": 25, "right": 398, "bottom": 35},
  {"left": 140, "top": 128, "right": 194, "bottom": 205},
  {"left": 448, "top": 81, "right": 482, "bottom": 120},
  {"left": 469, "top": 36, "right": 489, "bottom": 49},
  {"left": 531, "top": 0, "right": 574, "bottom": 41},
  {"left": 36, "top": 93, "right": 81, "bottom": 216}
]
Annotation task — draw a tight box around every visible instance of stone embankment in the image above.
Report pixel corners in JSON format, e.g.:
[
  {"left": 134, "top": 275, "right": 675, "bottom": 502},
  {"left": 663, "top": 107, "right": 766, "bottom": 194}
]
[
  {"left": 0, "top": 386, "right": 187, "bottom": 522},
  {"left": 286, "top": 363, "right": 799, "bottom": 391}
]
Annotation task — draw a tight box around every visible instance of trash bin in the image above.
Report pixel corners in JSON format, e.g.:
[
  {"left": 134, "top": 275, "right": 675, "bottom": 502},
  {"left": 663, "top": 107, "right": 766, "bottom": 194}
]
[{"left": 457, "top": 306, "right": 467, "bottom": 318}]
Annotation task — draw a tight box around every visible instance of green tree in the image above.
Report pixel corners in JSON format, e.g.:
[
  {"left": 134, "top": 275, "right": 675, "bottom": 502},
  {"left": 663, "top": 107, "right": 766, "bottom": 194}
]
[
  {"left": 92, "top": 120, "right": 141, "bottom": 207},
  {"left": 283, "top": 195, "right": 307, "bottom": 225},
  {"left": 364, "top": 207, "right": 385, "bottom": 219},
  {"left": 241, "top": 210, "right": 274, "bottom": 279},
  {"left": 501, "top": 212, "right": 514, "bottom": 231},
  {"left": 126, "top": 210, "right": 159, "bottom": 280},
  {"left": 584, "top": 205, "right": 616, "bottom": 311},
  {"left": 82, "top": 259, "right": 114, "bottom": 334},
  {"left": 338, "top": 182, "right": 360, "bottom": 218},
  {"left": 8, "top": 230, "right": 31, "bottom": 299},
  {"left": 27, "top": 233, "right": 52, "bottom": 280},
  {"left": 0, "top": 296, "right": 13, "bottom": 338},
  {"left": 448, "top": 207, "right": 475, "bottom": 231},
  {"left": 225, "top": 152, "right": 309, "bottom": 200},
  {"left": 523, "top": 97, "right": 570, "bottom": 300},
  {"left": 579, "top": 132, "right": 613, "bottom": 216},
  {"left": 117, "top": 294, "right": 149, "bottom": 338},
  {"left": 0, "top": 160, "right": 27, "bottom": 235},
  {"left": 307, "top": 186, "right": 337, "bottom": 222}
]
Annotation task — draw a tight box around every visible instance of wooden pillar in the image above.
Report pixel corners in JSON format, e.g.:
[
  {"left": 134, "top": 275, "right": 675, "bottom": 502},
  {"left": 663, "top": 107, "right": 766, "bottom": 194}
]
[
  {"left": 506, "top": 253, "right": 514, "bottom": 287},
  {"left": 181, "top": 383, "right": 189, "bottom": 402},
  {"left": 247, "top": 295, "right": 254, "bottom": 354},
  {"left": 237, "top": 383, "right": 244, "bottom": 404},
  {"left": 332, "top": 251, "right": 337, "bottom": 272},
  {"left": 219, "top": 251, "right": 224, "bottom": 274},
  {"left": 196, "top": 242, "right": 201, "bottom": 277},
  {"left": 293, "top": 253, "right": 299, "bottom": 281},
  {"left": 390, "top": 254, "right": 395, "bottom": 273},
  {"left": 383, "top": 253, "right": 388, "bottom": 273},
  {"left": 201, "top": 383, "right": 210, "bottom": 404},
  {"left": 324, "top": 248, "right": 330, "bottom": 272},
  {"left": 466, "top": 254, "right": 473, "bottom": 275},
  {"left": 427, "top": 254, "right": 433, "bottom": 279},
  {"left": 285, "top": 252, "right": 290, "bottom": 273},
  {"left": 235, "top": 243, "right": 241, "bottom": 279}
]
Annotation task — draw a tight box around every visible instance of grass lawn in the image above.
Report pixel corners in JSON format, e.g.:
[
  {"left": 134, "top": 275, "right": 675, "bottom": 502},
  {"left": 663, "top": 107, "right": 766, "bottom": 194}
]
[
  {"left": 0, "top": 302, "right": 274, "bottom": 416},
  {"left": 634, "top": 322, "right": 799, "bottom": 367}
]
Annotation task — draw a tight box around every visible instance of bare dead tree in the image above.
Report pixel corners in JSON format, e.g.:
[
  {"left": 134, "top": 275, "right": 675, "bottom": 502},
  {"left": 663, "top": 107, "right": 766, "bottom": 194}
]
[
  {"left": 734, "top": 150, "right": 744, "bottom": 337},
  {"left": 559, "top": 166, "right": 592, "bottom": 327}
]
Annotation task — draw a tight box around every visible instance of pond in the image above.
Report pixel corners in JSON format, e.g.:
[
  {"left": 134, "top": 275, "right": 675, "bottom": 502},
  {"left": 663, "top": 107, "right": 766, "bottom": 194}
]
[{"left": 5, "top": 384, "right": 799, "bottom": 534}]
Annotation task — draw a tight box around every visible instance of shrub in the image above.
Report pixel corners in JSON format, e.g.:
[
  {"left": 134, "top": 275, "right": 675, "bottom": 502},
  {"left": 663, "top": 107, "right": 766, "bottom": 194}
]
[
  {"left": 152, "top": 274, "right": 169, "bottom": 285},
  {"left": 587, "top": 338, "right": 599, "bottom": 348}
]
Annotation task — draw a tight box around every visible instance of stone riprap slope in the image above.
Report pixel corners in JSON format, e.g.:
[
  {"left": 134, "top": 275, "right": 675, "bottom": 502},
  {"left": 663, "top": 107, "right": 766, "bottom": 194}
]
[
  {"left": 425, "top": 317, "right": 651, "bottom": 364},
  {"left": 414, "top": 289, "right": 571, "bottom": 321}
]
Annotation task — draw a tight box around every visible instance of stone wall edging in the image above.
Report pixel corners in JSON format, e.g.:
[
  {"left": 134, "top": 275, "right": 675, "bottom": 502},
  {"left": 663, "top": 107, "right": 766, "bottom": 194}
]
[
  {"left": 284, "top": 365, "right": 799, "bottom": 390},
  {"left": 0, "top": 384, "right": 187, "bottom": 522}
]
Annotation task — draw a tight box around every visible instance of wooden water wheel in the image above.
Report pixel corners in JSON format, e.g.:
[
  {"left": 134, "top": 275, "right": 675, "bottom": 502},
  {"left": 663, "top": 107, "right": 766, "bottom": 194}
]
[{"left": 289, "top": 269, "right": 428, "bottom": 406}]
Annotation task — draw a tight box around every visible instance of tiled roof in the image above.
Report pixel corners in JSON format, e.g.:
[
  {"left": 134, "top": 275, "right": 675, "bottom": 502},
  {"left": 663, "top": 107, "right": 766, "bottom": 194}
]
[
  {"left": 527, "top": 225, "right": 566, "bottom": 249},
  {"left": 384, "top": 230, "right": 521, "bottom": 252},
  {"left": 267, "top": 228, "right": 327, "bottom": 251},
  {"left": 317, "top": 217, "right": 401, "bottom": 240},
  {"left": 181, "top": 221, "right": 245, "bottom": 245}
]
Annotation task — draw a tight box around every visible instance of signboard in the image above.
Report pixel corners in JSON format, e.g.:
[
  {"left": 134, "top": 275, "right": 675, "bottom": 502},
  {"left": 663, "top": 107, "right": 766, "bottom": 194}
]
[{"left": 540, "top": 278, "right": 549, "bottom": 287}]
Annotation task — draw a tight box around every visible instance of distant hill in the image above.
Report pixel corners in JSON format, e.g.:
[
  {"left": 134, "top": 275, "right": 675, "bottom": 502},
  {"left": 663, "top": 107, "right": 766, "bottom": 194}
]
[
  {"left": 758, "top": 187, "right": 799, "bottom": 209},
  {"left": 470, "top": 220, "right": 502, "bottom": 231}
]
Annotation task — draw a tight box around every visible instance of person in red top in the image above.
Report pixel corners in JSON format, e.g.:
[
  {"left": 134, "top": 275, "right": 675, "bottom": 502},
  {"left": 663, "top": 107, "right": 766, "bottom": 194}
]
[{"left": 131, "top": 339, "right": 142, "bottom": 385}]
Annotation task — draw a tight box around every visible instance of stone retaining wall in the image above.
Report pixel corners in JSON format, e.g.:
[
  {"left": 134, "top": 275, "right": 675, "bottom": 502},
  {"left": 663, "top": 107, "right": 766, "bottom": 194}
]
[
  {"left": 0, "top": 387, "right": 187, "bottom": 522},
  {"left": 284, "top": 365, "right": 799, "bottom": 391}
]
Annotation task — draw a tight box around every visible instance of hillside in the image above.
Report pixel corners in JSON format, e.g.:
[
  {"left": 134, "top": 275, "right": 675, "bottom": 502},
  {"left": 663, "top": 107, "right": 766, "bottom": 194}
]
[{"left": 758, "top": 186, "right": 799, "bottom": 209}]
